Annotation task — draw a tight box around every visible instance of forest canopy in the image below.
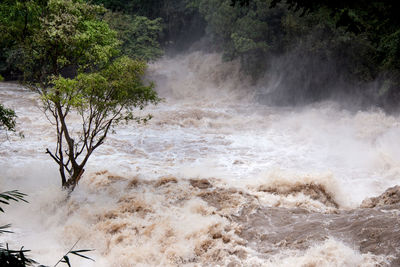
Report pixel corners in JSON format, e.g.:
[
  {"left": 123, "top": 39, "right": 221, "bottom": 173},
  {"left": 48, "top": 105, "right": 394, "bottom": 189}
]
[{"left": 1, "top": 0, "right": 400, "bottom": 107}]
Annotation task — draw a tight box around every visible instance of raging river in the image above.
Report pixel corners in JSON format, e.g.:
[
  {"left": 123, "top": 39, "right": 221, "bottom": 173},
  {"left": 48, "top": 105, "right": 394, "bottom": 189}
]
[{"left": 1, "top": 52, "right": 400, "bottom": 266}]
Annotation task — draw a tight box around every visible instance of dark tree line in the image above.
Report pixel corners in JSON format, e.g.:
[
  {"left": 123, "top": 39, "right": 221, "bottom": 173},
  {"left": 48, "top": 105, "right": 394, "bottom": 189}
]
[
  {"left": 83, "top": 0, "right": 400, "bottom": 107},
  {"left": 3, "top": 0, "right": 400, "bottom": 108}
]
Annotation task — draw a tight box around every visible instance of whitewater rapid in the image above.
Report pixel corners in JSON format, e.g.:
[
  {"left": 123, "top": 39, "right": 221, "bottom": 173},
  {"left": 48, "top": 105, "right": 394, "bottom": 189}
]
[{"left": 1, "top": 52, "right": 400, "bottom": 266}]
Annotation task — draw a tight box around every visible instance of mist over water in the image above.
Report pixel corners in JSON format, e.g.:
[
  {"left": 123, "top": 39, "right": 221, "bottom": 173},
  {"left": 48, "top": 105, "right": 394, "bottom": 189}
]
[{"left": 1, "top": 52, "right": 400, "bottom": 266}]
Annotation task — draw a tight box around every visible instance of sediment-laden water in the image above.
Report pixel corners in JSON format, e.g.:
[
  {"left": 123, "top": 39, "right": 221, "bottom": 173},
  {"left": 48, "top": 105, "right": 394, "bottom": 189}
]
[{"left": 1, "top": 52, "right": 400, "bottom": 266}]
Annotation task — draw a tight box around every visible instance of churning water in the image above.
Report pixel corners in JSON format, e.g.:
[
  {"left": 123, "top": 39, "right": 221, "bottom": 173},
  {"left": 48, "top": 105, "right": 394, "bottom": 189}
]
[{"left": 1, "top": 52, "right": 400, "bottom": 266}]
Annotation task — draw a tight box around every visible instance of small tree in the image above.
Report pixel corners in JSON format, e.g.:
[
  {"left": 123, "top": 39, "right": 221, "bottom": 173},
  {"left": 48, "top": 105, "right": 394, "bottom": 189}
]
[
  {"left": 44, "top": 57, "right": 159, "bottom": 190},
  {"left": 8, "top": 0, "right": 160, "bottom": 190}
]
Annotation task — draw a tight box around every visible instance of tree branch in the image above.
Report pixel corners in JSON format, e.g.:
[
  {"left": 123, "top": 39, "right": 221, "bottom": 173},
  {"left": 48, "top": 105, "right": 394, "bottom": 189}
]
[{"left": 46, "top": 148, "right": 60, "bottom": 164}]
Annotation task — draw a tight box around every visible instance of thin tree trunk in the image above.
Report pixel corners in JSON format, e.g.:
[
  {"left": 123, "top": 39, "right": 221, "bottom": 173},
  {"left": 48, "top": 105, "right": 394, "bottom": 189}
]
[{"left": 64, "top": 168, "right": 85, "bottom": 191}]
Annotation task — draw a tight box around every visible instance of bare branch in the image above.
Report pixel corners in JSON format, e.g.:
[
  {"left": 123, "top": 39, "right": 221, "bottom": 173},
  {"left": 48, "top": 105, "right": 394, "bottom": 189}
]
[{"left": 46, "top": 148, "right": 60, "bottom": 164}]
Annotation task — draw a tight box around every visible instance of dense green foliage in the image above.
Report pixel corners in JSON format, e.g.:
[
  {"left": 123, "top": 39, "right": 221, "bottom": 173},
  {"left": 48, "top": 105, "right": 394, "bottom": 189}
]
[
  {"left": 198, "top": 0, "right": 281, "bottom": 76},
  {"left": 0, "top": 0, "right": 47, "bottom": 79},
  {"left": 194, "top": 2, "right": 349, "bottom": 96},
  {"left": 0, "top": 0, "right": 164, "bottom": 80},
  {"left": 91, "top": 0, "right": 205, "bottom": 50},
  {"left": 104, "top": 12, "right": 163, "bottom": 60},
  {"left": 25, "top": 0, "right": 119, "bottom": 84},
  {"left": 81, "top": 0, "right": 400, "bottom": 106},
  {"left": 274, "top": 0, "right": 400, "bottom": 103},
  {"left": 1, "top": 0, "right": 400, "bottom": 106}
]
